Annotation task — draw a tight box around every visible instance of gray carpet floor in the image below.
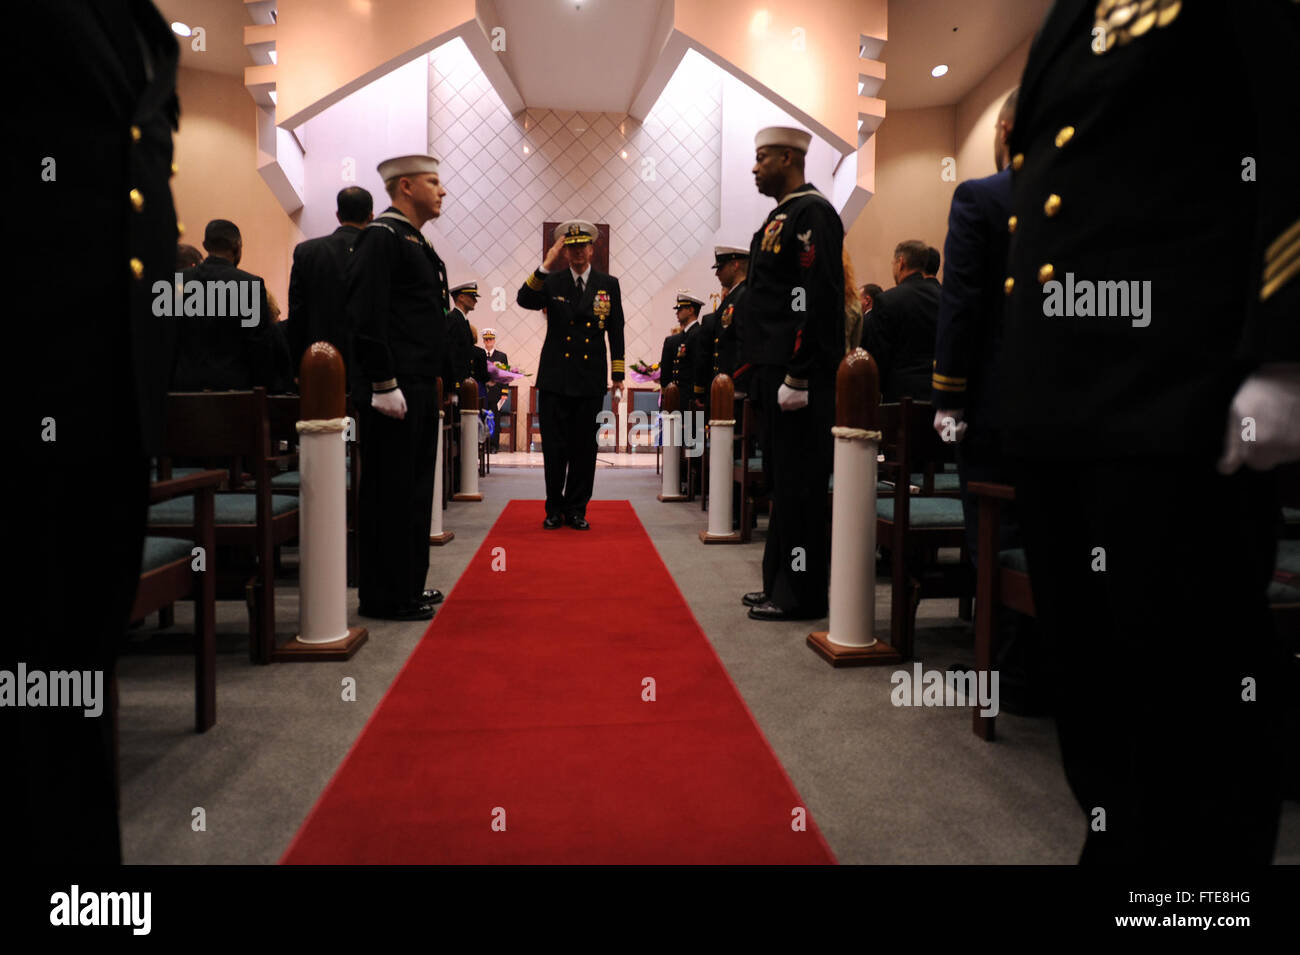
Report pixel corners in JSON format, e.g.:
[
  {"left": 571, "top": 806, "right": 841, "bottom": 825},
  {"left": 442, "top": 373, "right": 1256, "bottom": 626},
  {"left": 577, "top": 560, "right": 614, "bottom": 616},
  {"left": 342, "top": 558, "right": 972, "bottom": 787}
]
[{"left": 117, "top": 463, "right": 1300, "bottom": 864}]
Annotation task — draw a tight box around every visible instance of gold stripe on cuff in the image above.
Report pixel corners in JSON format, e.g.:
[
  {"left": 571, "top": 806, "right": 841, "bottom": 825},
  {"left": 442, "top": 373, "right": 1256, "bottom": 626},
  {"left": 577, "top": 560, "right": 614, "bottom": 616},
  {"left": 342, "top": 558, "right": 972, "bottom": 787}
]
[
  {"left": 1263, "top": 239, "right": 1299, "bottom": 283},
  {"left": 1265, "top": 217, "right": 1300, "bottom": 265},
  {"left": 931, "top": 371, "right": 968, "bottom": 385},
  {"left": 931, "top": 379, "right": 966, "bottom": 392},
  {"left": 525, "top": 272, "right": 544, "bottom": 291},
  {"left": 783, "top": 375, "right": 809, "bottom": 389},
  {"left": 373, "top": 378, "right": 398, "bottom": 392},
  {"left": 1260, "top": 254, "right": 1300, "bottom": 303}
]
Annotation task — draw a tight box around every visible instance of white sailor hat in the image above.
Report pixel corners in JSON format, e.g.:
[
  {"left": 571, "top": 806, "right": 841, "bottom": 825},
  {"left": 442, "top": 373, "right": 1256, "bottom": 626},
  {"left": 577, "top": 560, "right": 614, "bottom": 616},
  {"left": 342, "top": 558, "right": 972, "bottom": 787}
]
[
  {"left": 712, "top": 245, "right": 749, "bottom": 268},
  {"left": 673, "top": 290, "right": 705, "bottom": 311},
  {"left": 482, "top": 328, "right": 497, "bottom": 339},
  {"left": 450, "top": 281, "right": 479, "bottom": 297},
  {"left": 554, "top": 219, "right": 597, "bottom": 245},
  {"left": 377, "top": 154, "right": 440, "bottom": 181},
  {"left": 754, "top": 126, "right": 812, "bottom": 152}
]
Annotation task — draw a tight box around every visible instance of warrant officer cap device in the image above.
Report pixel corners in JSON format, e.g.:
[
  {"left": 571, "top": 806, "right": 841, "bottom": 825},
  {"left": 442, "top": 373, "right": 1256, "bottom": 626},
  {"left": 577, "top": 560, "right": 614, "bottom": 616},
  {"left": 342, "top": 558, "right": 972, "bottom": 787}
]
[
  {"left": 754, "top": 126, "right": 812, "bottom": 153},
  {"left": 377, "top": 154, "right": 440, "bottom": 183},
  {"left": 554, "top": 219, "right": 597, "bottom": 246}
]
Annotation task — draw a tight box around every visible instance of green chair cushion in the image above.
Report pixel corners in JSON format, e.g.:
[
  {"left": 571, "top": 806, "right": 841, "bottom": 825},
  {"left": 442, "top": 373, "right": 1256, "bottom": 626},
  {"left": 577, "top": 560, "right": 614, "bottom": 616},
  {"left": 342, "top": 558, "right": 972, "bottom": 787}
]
[
  {"left": 140, "top": 536, "right": 195, "bottom": 572},
  {"left": 1268, "top": 579, "right": 1300, "bottom": 604},
  {"left": 147, "top": 493, "right": 298, "bottom": 525},
  {"left": 1282, "top": 507, "right": 1300, "bottom": 523},
  {"left": 999, "top": 547, "right": 1029, "bottom": 574},
  {"left": 1277, "top": 539, "right": 1300, "bottom": 576},
  {"left": 876, "top": 496, "right": 964, "bottom": 527},
  {"left": 732, "top": 457, "right": 763, "bottom": 470}
]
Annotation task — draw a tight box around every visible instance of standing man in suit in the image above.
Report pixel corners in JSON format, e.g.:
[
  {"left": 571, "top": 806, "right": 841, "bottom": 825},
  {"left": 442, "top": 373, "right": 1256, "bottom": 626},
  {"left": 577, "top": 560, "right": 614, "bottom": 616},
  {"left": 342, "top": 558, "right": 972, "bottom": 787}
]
[
  {"left": 345, "top": 154, "right": 450, "bottom": 621},
  {"left": 694, "top": 248, "right": 750, "bottom": 401},
  {"left": 171, "top": 219, "right": 274, "bottom": 391},
  {"left": 517, "top": 219, "right": 625, "bottom": 530},
  {"left": 861, "top": 240, "right": 941, "bottom": 401},
  {"left": 1002, "top": 0, "right": 1299, "bottom": 863},
  {"left": 20, "top": 0, "right": 180, "bottom": 864},
  {"left": 737, "top": 126, "right": 845, "bottom": 621},
  {"left": 286, "top": 186, "right": 373, "bottom": 377},
  {"left": 482, "top": 328, "right": 508, "bottom": 451}
]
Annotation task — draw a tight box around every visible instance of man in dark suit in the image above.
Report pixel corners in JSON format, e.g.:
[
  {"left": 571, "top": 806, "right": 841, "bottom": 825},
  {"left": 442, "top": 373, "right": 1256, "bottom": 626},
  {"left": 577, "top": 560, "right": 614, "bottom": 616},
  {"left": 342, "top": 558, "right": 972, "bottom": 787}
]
[
  {"left": 861, "top": 240, "right": 941, "bottom": 401},
  {"left": 286, "top": 186, "right": 373, "bottom": 378},
  {"left": 1001, "top": 0, "right": 1299, "bottom": 864},
  {"left": 171, "top": 219, "right": 274, "bottom": 391},
  {"left": 737, "top": 126, "right": 845, "bottom": 621},
  {"left": 20, "top": 0, "right": 180, "bottom": 865},
  {"left": 482, "top": 328, "right": 508, "bottom": 451},
  {"left": 345, "top": 154, "right": 451, "bottom": 621},
  {"left": 517, "top": 219, "right": 626, "bottom": 530}
]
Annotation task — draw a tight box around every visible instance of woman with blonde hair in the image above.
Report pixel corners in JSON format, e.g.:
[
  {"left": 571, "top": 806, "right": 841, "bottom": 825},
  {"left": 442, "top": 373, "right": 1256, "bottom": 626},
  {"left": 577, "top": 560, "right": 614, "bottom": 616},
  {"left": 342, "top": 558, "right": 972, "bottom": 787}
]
[{"left": 842, "top": 248, "right": 863, "bottom": 353}]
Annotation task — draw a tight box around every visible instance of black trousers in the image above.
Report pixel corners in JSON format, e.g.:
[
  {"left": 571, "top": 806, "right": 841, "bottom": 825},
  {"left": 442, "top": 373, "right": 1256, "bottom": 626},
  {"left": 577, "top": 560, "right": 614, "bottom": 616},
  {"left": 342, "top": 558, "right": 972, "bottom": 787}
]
[
  {"left": 538, "top": 389, "right": 603, "bottom": 518},
  {"left": 1014, "top": 457, "right": 1285, "bottom": 864},
  {"left": 16, "top": 397, "right": 148, "bottom": 865},
  {"left": 357, "top": 380, "right": 438, "bottom": 611},
  {"left": 751, "top": 365, "right": 833, "bottom": 615}
]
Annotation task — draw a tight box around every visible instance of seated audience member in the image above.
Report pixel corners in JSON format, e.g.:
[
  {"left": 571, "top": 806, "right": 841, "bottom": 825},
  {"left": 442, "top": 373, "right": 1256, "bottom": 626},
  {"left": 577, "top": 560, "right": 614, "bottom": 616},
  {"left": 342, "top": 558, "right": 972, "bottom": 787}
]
[
  {"left": 861, "top": 283, "right": 884, "bottom": 317},
  {"left": 176, "top": 243, "right": 203, "bottom": 270},
  {"left": 860, "top": 240, "right": 941, "bottom": 400},
  {"left": 171, "top": 219, "right": 274, "bottom": 391},
  {"left": 923, "top": 245, "right": 941, "bottom": 283}
]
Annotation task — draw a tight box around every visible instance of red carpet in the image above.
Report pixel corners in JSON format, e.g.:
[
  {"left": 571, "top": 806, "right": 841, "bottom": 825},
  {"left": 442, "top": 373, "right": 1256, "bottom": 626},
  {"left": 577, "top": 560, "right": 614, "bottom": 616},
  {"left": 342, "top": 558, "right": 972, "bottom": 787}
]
[{"left": 282, "top": 500, "right": 835, "bottom": 864}]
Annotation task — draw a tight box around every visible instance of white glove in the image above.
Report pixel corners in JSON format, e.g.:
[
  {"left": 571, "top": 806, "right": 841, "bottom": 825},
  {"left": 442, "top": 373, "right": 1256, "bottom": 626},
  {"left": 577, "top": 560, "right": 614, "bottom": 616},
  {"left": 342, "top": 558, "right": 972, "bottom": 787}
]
[
  {"left": 371, "top": 387, "right": 407, "bottom": 420},
  {"left": 934, "top": 409, "right": 968, "bottom": 444},
  {"left": 777, "top": 383, "right": 809, "bottom": 412},
  {"left": 1217, "top": 363, "right": 1300, "bottom": 474}
]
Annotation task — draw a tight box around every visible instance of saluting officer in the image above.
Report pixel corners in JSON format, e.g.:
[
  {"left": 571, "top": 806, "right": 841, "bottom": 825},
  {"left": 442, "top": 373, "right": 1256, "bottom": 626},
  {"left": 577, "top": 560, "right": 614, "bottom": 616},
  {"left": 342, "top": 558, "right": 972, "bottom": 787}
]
[
  {"left": 737, "top": 126, "right": 845, "bottom": 621},
  {"left": 692, "top": 245, "right": 750, "bottom": 406},
  {"left": 345, "top": 154, "right": 450, "bottom": 621},
  {"left": 517, "top": 220, "right": 625, "bottom": 530},
  {"left": 1000, "top": 0, "right": 1300, "bottom": 864}
]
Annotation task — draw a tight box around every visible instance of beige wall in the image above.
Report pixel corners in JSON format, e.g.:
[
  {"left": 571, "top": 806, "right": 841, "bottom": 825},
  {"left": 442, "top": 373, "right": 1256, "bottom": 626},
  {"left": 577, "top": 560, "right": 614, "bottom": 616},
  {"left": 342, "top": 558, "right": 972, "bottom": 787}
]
[
  {"left": 845, "top": 36, "right": 1031, "bottom": 291},
  {"left": 954, "top": 36, "right": 1031, "bottom": 184},
  {"left": 174, "top": 68, "right": 303, "bottom": 314},
  {"left": 845, "top": 105, "right": 955, "bottom": 289}
]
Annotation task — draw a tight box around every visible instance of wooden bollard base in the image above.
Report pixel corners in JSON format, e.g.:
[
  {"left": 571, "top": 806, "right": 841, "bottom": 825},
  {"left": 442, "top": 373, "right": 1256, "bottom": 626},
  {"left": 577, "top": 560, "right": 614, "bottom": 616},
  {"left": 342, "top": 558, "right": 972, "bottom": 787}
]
[
  {"left": 806, "top": 630, "right": 902, "bottom": 667},
  {"left": 657, "top": 492, "right": 688, "bottom": 502},
  {"left": 429, "top": 530, "right": 455, "bottom": 545},
  {"left": 274, "top": 626, "right": 369, "bottom": 662},
  {"left": 699, "top": 529, "right": 743, "bottom": 544},
  {"left": 452, "top": 492, "right": 483, "bottom": 502}
]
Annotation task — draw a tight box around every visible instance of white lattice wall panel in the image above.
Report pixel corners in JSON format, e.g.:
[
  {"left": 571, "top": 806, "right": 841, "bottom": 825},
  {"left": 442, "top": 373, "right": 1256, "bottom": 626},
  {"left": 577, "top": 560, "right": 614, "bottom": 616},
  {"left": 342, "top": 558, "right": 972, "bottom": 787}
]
[{"left": 428, "top": 41, "right": 722, "bottom": 377}]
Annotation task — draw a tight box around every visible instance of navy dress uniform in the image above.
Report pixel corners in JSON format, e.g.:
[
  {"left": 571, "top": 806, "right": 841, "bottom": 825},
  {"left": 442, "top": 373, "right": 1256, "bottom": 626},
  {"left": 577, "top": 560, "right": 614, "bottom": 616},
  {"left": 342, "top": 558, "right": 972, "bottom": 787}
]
[
  {"left": 20, "top": 0, "right": 181, "bottom": 864},
  {"left": 693, "top": 247, "right": 750, "bottom": 404},
  {"left": 516, "top": 220, "right": 626, "bottom": 527},
  {"left": 482, "top": 330, "right": 508, "bottom": 451},
  {"left": 738, "top": 127, "right": 846, "bottom": 620},
  {"left": 345, "top": 155, "right": 450, "bottom": 618},
  {"left": 1000, "top": 0, "right": 1300, "bottom": 864},
  {"left": 446, "top": 281, "right": 479, "bottom": 390}
]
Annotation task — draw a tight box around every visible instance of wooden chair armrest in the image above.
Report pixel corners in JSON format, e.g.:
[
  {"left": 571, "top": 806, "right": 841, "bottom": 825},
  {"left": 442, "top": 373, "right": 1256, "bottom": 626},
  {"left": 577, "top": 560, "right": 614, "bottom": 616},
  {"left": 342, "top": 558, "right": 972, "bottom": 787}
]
[
  {"left": 968, "top": 480, "right": 1016, "bottom": 501},
  {"left": 149, "top": 469, "right": 228, "bottom": 503}
]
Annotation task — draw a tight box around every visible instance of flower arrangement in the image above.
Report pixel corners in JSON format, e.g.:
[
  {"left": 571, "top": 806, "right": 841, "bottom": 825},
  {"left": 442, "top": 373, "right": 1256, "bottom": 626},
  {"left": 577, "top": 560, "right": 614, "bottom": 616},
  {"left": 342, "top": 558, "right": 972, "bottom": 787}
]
[
  {"left": 487, "top": 361, "right": 530, "bottom": 382},
  {"left": 628, "top": 359, "right": 661, "bottom": 384}
]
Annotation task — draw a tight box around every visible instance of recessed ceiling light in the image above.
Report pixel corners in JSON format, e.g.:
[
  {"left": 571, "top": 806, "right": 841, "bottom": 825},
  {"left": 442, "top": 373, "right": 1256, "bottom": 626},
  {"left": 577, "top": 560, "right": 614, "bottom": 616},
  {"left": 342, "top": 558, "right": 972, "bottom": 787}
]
[
  {"left": 171, "top": 21, "right": 192, "bottom": 37},
  {"left": 931, "top": 64, "right": 948, "bottom": 78},
  {"left": 523, "top": 146, "right": 530, "bottom": 155}
]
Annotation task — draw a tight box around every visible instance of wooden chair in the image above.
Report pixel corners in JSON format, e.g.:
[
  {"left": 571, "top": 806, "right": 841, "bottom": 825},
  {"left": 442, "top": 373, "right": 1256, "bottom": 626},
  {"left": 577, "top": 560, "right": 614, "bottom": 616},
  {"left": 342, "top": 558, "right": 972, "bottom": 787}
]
[
  {"left": 131, "top": 468, "right": 225, "bottom": 732},
  {"left": 875, "top": 397, "right": 970, "bottom": 661},
  {"left": 527, "top": 386, "right": 544, "bottom": 452},
  {"left": 732, "top": 398, "right": 765, "bottom": 542},
  {"left": 491, "top": 383, "right": 518, "bottom": 453},
  {"left": 149, "top": 389, "right": 299, "bottom": 664}
]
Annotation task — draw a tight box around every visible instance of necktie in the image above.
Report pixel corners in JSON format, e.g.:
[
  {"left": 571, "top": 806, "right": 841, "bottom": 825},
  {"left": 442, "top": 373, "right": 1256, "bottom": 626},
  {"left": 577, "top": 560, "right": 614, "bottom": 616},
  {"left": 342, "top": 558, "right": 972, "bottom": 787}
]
[{"left": 575, "top": 275, "right": 585, "bottom": 297}]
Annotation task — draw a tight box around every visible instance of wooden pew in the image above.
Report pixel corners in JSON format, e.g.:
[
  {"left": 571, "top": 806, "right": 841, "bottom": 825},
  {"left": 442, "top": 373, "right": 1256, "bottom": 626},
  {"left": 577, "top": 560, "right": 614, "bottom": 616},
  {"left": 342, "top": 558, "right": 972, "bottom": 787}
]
[
  {"left": 131, "top": 468, "right": 225, "bottom": 732},
  {"left": 149, "top": 389, "right": 300, "bottom": 664},
  {"left": 731, "top": 398, "right": 765, "bottom": 542}
]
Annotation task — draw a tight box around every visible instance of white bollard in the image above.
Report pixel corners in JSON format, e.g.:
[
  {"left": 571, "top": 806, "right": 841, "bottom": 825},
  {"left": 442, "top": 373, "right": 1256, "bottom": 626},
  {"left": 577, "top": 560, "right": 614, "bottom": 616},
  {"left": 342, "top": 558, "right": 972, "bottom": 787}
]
[
  {"left": 297, "top": 419, "right": 351, "bottom": 643},
  {"left": 827, "top": 428, "right": 878, "bottom": 648},
  {"left": 702, "top": 418, "right": 736, "bottom": 539},
  {"left": 457, "top": 412, "right": 480, "bottom": 499},
  {"left": 658, "top": 411, "right": 685, "bottom": 501},
  {"left": 430, "top": 409, "right": 454, "bottom": 544}
]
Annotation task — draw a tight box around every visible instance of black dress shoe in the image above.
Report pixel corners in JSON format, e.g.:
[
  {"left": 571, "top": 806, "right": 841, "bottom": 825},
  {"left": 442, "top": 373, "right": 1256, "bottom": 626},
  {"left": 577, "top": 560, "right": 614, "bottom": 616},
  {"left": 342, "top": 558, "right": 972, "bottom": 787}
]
[
  {"left": 566, "top": 515, "right": 590, "bottom": 530},
  {"left": 747, "top": 601, "right": 823, "bottom": 621},
  {"left": 742, "top": 591, "right": 768, "bottom": 607},
  {"left": 358, "top": 603, "right": 435, "bottom": 621},
  {"left": 543, "top": 514, "right": 564, "bottom": 529},
  {"left": 421, "top": 589, "right": 445, "bottom": 604}
]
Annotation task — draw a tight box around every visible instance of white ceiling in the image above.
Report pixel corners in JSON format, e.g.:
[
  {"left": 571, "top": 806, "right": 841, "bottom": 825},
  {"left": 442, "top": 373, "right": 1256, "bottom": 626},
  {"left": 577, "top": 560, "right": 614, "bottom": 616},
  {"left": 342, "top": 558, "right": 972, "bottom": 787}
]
[
  {"left": 878, "top": 0, "right": 1052, "bottom": 110},
  {"left": 155, "top": 0, "right": 255, "bottom": 77},
  {"left": 494, "top": 0, "right": 669, "bottom": 113}
]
